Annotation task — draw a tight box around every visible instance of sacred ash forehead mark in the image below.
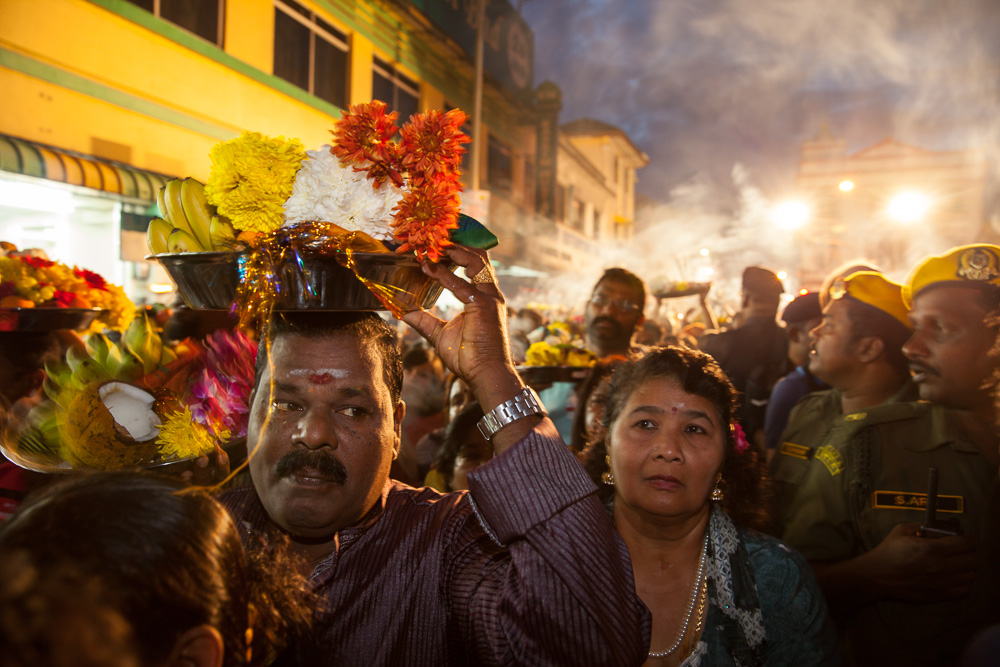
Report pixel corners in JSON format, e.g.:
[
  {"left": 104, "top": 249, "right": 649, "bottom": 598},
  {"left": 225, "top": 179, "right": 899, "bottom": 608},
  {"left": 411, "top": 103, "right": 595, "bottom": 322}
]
[
  {"left": 670, "top": 402, "right": 686, "bottom": 415},
  {"left": 289, "top": 368, "right": 349, "bottom": 384}
]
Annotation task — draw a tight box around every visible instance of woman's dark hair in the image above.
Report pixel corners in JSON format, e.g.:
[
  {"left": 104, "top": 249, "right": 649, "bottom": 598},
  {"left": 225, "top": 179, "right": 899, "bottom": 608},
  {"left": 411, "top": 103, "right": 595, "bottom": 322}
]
[
  {"left": 0, "top": 472, "right": 314, "bottom": 666},
  {"left": 580, "top": 346, "right": 773, "bottom": 532},
  {"left": 434, "top": 403, "right": 487, "bottom": 492}
]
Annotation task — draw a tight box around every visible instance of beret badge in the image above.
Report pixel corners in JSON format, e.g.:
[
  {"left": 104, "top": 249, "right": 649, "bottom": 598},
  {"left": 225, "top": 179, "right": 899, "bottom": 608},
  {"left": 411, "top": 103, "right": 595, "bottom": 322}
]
[{"left": 957, "top": 247, "right": 1000, "bottom": 282}]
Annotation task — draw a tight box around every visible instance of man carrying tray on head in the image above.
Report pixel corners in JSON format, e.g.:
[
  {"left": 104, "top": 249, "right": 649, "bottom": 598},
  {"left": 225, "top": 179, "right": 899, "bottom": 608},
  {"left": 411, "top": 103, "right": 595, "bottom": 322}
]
[{"left": 221, "top": 245, "right": 651, "bottom": 666}]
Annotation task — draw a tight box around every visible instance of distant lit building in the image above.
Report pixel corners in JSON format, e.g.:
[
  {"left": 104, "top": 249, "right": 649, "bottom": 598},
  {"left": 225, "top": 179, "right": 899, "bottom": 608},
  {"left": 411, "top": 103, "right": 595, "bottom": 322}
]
[
  {"left": 529, "top": 118, "right": 649, "bottom": 273},
  {"left": 794, "top": 124, "right": 989, "bottom": 285}
]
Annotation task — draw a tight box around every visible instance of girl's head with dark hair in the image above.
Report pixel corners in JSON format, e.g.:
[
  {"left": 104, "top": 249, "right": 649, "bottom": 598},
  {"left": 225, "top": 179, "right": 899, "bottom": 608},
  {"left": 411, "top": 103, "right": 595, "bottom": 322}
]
[
  {"left": 0, "top": 472, "right": 314, "bottom": 667},
  {"left": 434, "top": 404, "right": 493, "bottom": 492},
  {"left": 580, "top": 346, "right": 771, "bottom": 531}
]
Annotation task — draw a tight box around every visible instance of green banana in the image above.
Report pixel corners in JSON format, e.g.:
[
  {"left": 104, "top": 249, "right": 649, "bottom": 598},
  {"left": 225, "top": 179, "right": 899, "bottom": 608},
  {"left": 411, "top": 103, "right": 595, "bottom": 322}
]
[
  {"left": 101, "top": 340, "right": 126, "bottom": 378},
  {"left": 65, "top": 344, "right": 89, "bottom": 377},
  {"left": 166, "top": 228, "right": 205, "bottom": 253},
  {"left": 159, "top": 345, "right": 177, "bottom": 366},
  {"left": 180, "top": 178, "right": 214, "bottom": 250},
  {"left": 43, "top": 373, "right": 71, "bottom": 409},
  {"left": 209, "top": 215, "right": 237, "bottom": 250},
  {"left": 160, "top": 179, "right": 196, "bottom": 239},
  {"left": 116, "top": 349, "right": 146, "bottom": 380},
  {"left": 147, "top": 217, "right": 173, "bottom": 255},
  {"left": 123, "top": 313, "right": 163, "bottom": 375},
  {"left": 67, "top": 358, "right": 111, "bottom": 390},
  {"left": 84, "top": 334, "right": 110, "bottom": 369}
]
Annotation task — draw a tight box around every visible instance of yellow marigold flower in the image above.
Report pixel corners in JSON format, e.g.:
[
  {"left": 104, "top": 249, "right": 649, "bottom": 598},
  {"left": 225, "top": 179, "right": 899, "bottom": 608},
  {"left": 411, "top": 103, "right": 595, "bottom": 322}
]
[
  {"left": 205, "top": 131, "right": 306, "bottom": 234},
  {"left": 156, "top": 406, "right": 223, "bottom": 460}
]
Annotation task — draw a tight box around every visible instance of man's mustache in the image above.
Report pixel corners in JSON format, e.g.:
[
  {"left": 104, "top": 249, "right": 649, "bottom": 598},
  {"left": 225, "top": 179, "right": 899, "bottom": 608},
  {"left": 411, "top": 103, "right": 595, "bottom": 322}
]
[
  {"left": 908, "top": 362, "right": 938, "bottom": 378},
  {"left": 275, "top": 449, "right": 348, "bottom": 485},
  {"left": 589, "top": 315, "right": 623, "bottom": 334}
]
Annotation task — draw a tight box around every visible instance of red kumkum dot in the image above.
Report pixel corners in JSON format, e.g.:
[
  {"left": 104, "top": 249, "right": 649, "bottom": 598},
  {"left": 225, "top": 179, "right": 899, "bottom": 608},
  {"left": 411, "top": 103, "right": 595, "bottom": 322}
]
[{"left": 309, "top": 373, "right": 333, "bottom": 385}]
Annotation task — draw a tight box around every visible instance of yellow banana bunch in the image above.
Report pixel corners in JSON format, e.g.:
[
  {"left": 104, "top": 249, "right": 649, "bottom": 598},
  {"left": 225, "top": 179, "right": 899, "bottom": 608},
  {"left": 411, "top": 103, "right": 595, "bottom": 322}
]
[{"left": 148, "top": 177, "right": 239, "bottom": 254}]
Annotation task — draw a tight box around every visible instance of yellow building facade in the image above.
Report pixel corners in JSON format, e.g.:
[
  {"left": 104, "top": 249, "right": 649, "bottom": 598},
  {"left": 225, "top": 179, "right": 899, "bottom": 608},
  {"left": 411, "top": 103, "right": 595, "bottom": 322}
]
[{"left": 1, "top": 0, "right": 644, "bottom": 303}]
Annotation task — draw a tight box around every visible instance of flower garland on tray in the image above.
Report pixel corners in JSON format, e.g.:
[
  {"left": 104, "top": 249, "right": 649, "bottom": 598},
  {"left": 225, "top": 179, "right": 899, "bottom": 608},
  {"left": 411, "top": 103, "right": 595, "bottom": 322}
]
[
  {"left": 0, "top": 246, "right": 135, "bottom": 333},
  {"left": 207, "top": 102, "right": 482, "bottom": 323}
]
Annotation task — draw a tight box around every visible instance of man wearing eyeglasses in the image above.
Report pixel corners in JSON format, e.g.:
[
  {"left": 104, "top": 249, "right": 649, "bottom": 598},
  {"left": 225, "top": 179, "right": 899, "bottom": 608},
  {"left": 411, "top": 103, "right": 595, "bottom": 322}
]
[
  {"left": 584, "top": 268, "right": 647, "bottom": 359},
  {"left": 558, "top": 268, "right": 647, "bottom": 450}
]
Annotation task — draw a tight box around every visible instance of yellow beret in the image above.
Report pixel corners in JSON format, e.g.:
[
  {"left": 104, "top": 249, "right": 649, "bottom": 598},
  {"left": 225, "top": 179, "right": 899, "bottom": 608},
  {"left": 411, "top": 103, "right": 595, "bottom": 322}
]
[
  {"left": 902, "top": 244, "right": 1000, "bottom": 308},
  {"left": 829, "top": 271, "right": 911, "bottom": 329}
]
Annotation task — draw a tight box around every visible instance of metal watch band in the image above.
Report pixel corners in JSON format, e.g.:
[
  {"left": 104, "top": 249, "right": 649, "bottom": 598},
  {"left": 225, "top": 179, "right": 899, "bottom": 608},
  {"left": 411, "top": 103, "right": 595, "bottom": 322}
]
[{"left": 476, "top": 387, "right": 548, "bottom": 440}]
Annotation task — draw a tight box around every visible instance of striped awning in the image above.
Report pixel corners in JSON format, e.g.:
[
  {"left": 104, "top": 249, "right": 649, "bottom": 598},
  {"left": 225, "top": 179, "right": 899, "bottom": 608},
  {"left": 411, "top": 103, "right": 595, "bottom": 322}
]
[{"left": 0, "top": 133, "right": 171, "bottom": 203}]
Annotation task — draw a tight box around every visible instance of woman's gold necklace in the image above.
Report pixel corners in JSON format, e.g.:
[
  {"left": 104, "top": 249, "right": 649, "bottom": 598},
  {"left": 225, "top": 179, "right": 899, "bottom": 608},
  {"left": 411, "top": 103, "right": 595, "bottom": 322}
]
[{"left": 648, "top": 530, "right": 709, "bottom": 660}]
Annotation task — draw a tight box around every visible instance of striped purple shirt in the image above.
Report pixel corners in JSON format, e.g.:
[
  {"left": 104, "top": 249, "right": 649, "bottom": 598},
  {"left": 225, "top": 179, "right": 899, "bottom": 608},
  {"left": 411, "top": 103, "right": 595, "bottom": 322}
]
[{"left": 222, "top": 419, "right": 651, "bottom": 665}]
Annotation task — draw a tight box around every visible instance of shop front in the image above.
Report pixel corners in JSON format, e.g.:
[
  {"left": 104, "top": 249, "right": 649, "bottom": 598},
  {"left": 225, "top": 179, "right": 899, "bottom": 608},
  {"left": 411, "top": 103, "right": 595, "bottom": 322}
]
[{"left": 0, "top": 133, "right": 177, "bottom": 306}]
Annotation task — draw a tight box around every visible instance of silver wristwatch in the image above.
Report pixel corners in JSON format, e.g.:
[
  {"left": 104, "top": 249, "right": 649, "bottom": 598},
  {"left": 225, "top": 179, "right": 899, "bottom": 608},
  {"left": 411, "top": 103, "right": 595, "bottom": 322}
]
[{"left": 476, "top": 387, "right": 548, "bottom": 440}]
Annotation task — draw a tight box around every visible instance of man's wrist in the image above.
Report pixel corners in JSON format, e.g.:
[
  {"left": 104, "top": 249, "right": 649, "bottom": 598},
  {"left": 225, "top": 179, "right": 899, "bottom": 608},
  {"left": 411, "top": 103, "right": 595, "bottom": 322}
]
[{"left": 477, "top": 387, "right": 547, "bottom": 441}]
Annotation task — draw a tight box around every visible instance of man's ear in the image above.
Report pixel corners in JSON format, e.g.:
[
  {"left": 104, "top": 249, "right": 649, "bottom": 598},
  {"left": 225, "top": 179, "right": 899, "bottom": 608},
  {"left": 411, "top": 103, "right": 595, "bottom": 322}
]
[
  {"left": 856, "top": 336, "right": 885, "bottom": 364},
  {"left": 392, "top": 400, "right": 406, "bottom": 457},
  {"left": 166, "top": 625, "right": 223, "bottom": 667}
]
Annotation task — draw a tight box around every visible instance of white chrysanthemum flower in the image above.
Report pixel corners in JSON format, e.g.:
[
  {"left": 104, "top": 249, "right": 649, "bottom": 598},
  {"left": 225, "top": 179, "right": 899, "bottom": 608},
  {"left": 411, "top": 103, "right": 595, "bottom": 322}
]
[{"left": 283, "top": 146, "right": 405, "bottom": 241}]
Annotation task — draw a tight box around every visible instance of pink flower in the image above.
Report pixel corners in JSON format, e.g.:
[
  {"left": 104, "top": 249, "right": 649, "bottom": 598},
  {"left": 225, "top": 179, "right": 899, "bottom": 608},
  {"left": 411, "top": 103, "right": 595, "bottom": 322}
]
[
  {"left": 186, "top": 330, "right": 257, "bottom": 439},
  {"left": 732, "top": 423, "right": 749, "bottom": 454}
]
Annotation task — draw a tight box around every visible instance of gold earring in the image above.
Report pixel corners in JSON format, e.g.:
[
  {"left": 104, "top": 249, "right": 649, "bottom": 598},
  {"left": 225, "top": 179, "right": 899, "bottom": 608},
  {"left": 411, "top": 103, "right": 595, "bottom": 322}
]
[
  {"left": 711, "top": 473, "right": 724, "bottom": 502},
  {"left": 602, "top": 454, "right": 615, "bottom": 485}
]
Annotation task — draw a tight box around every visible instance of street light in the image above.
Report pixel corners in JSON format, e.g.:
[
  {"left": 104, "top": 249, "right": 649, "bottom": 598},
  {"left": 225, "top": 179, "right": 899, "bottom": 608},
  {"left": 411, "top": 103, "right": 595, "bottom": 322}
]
[
  {"left": 772, "top": 201, "right": 810, "bottom": 231},
  {"left": 887, "top": 192, "right": 930, "bottom": 223},
  {"left": 839, "top": 180, "right": 854, "bottom": 192},
  {"left": 699, "top": 248, "right": 709, "bottom": 257},
  {"left": 777, "top": 271, "right": 788, "bottom": 280}
]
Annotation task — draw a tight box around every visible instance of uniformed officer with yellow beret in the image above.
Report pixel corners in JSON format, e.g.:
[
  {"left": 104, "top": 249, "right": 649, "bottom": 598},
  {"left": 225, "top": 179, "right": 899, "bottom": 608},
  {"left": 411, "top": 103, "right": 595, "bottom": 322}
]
[
  {"left": 782, "top": 244, "right": 1000, "bottom": 666},
  {"left": 771, "top": 271, "right": 917, "bottom": 525}
]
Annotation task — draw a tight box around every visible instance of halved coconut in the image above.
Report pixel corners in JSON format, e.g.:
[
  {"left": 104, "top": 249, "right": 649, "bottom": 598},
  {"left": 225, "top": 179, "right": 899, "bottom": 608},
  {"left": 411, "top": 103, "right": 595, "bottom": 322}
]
[{"left": 62, "top": 381, "right": 163, "bottom": 470}]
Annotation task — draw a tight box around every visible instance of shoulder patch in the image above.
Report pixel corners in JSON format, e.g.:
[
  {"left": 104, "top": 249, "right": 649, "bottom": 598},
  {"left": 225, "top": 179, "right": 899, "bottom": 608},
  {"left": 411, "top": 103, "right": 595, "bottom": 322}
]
[
  {"left": 815, "top": 445, "right": 844, "bottom": 476},
  {"left": 779, "top": 442, "right": 813, "bottom": 460}
]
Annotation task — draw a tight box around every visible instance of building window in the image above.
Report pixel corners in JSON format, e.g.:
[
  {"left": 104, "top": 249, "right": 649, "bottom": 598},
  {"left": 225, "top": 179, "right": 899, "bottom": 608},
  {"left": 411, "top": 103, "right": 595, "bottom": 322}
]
[
  {"left": 570, "top": 198, "right": 584, "bottom": 232},
  {"left": 273, "top": 0, "right": 349, "bottom": 108},
  {"left": 373, "top": 57, "right": 419, "bottom": 122},
  {"left": 488, "top": 136, "right": 512, "bottom": 193},
  {"left": 555, "top": 184, "right": 568, "bottom": 223},
  {"left": 124, "top": 0, "right": 224, "bottom": 45}
]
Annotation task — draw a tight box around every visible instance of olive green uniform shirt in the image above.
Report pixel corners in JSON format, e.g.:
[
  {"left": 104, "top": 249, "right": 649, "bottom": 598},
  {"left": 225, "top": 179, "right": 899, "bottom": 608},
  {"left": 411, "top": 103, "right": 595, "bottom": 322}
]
[
  {"left": 770, "top": 381, "right": 918, "bottom": 531},
  {"left": 781, "top": 401, "right": 1000, "bottom": 666}
]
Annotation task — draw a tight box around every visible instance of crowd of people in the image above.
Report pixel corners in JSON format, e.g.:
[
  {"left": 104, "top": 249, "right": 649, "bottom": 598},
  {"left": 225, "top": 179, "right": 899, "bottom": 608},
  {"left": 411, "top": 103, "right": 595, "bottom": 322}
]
[{"left": 1, "top": 240, "right": 999, "bottom": 666}]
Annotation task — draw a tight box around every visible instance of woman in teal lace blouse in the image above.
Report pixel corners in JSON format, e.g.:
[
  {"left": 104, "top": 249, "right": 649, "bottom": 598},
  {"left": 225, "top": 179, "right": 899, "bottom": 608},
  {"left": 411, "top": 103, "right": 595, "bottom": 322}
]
[{"left": 582, "top": 346, "right": 839, "bottom": 666}]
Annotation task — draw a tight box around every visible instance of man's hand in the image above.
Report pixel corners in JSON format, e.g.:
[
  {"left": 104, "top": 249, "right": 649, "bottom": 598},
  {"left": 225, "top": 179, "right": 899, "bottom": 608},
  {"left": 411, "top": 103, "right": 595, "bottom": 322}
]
[
  {"left": 864, "top": 522, "right": 977, "bottom": 602},
  {"left": 177, "top": 443, "right": 231, "bottom": 487},
  {"left": 403, "top": 246, "right": 543, "bottom": 452}
]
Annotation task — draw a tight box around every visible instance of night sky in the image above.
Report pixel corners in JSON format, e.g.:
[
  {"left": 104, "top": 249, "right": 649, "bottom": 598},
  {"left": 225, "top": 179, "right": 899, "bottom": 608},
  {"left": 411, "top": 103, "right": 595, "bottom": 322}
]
[
  {"left": 514, "top": 0, "right": 999, "bottom": 306},
  {"left": 522, "top": 0, "right": 1000, "bottom": 204}
]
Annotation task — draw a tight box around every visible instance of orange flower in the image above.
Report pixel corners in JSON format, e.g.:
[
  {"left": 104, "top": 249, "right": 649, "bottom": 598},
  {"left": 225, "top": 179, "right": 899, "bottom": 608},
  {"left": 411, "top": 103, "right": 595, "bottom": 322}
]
[
  {"left": 399, "top": 109, "right": 470, "bottom": 177},
  {"left": 330, "top": 102, "right": 403, "bottom": 188},
  {"left": 392, "top": 172, "right": 462, "bottom": 263}
]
